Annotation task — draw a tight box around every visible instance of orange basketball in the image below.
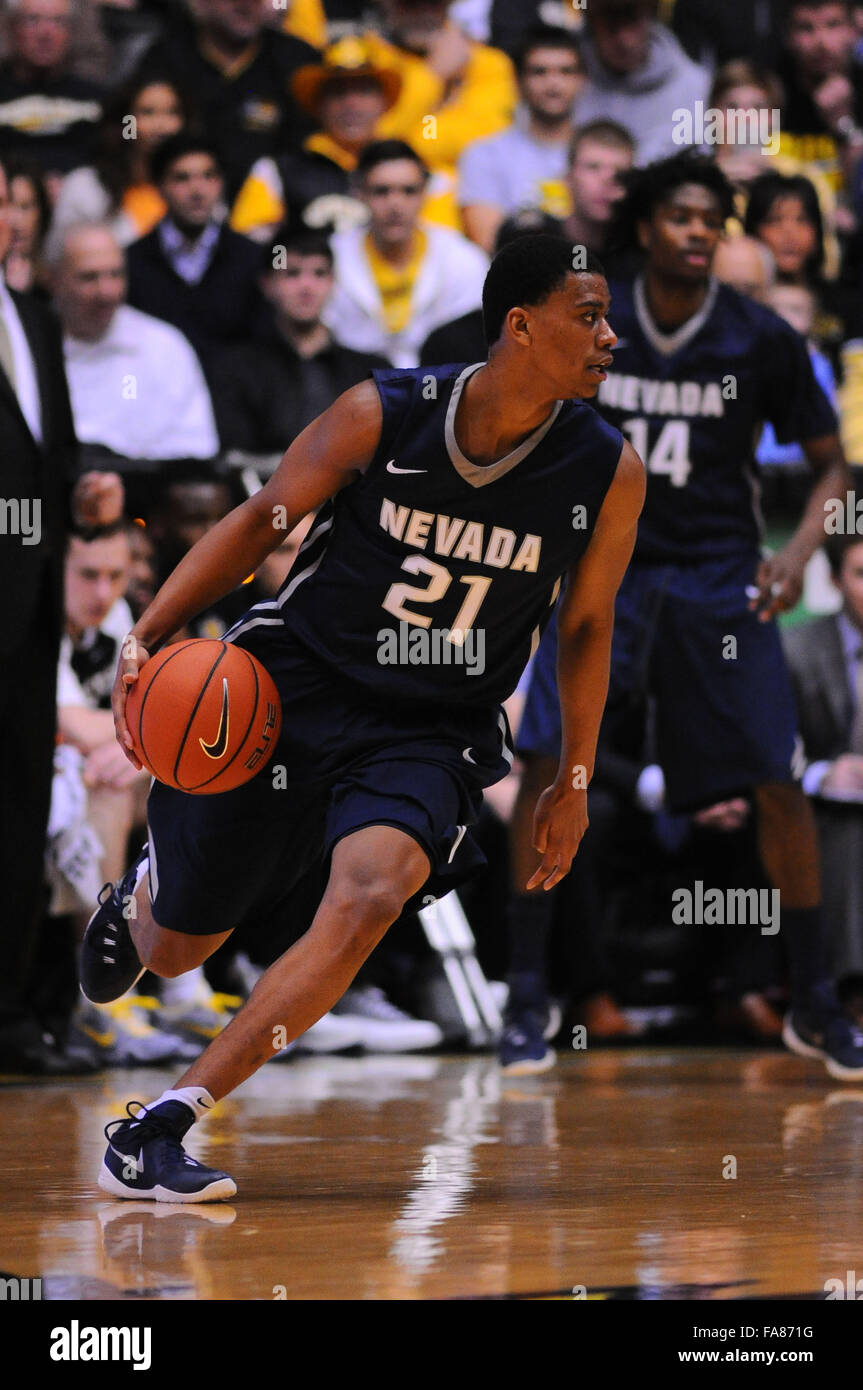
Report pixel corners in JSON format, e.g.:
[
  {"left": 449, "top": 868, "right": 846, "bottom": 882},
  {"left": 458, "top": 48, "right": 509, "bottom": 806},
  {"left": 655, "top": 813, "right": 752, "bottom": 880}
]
[{"left": 125, "top": 639, "right": 282, "bottom": 794}]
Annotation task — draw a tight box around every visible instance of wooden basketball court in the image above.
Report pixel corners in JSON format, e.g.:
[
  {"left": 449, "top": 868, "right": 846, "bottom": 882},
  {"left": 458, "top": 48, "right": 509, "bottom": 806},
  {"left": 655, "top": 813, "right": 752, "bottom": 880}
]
[{"left": 2, "top": 1048, "right": 861, "bottom": 1301}]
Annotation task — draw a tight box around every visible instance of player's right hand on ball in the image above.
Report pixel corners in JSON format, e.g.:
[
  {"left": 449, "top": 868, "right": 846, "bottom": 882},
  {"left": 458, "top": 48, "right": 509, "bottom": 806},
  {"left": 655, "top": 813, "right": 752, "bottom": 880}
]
[{"left": 113, "top": 633, "right": 150, "bottom": 769}]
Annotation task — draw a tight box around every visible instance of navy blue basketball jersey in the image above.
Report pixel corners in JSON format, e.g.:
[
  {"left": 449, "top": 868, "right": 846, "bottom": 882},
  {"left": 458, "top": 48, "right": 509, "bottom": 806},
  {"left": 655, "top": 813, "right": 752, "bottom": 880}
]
[
  {"left": 233, "top": 363, "right": 623, "bottom": 706},
  {"left": 596, "top": 276, "right": 838, "bottom": 563}
]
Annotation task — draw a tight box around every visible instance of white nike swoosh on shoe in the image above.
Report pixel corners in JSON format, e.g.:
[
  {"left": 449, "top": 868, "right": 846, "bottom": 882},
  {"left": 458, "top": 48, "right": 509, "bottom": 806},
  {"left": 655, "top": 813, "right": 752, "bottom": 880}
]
[{"left": 387, "top": 460, "right": 427, "bottom": 474}]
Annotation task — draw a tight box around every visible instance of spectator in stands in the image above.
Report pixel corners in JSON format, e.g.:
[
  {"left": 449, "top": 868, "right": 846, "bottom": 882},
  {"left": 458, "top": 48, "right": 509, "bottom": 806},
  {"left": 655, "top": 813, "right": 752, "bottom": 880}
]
[
  {"left": 360, "top": 0, "right": 517, "bottom": 226},
  {"left": 671, "top": 0, "right": 787, "bottom": 70},
  {"left": 56, "top": 523, "right": 201, "bottom": 1065},
  {"left": 231, "top": 36, "right": 401, "bottom": 242},
  {"left": 50, "top": 222, "right": 219, "bottom": 462},
  {"left": 125, "top": 519, "right": 157, "bottom": 622},
  {"left": 458, "top": 25, "right": 583, "bottom": 252},
  {"left": 574, "top": 0, "right": 709, "bottom": 166},
  {"left": 56, "top": 522, "right": 143, "bottom": 886},
  {"left": 757, "top": 282, "right": 838, "bottom": 468},
  {"left": 561, "top": 119, "right": 635, "bottom": 256},
  {"left": 4, "top": 159, "right": 51, "bottom": 291},
  {"left": 745, "top": 170, "right": 848, "bottom": 359},
  {"left": 713, "top": 235, "right": 776, "bottom": 301},
  {"left": 213, "top": 226, "right": 390, "bottom": 453},
  {"left": 746, "top": 172, "right": 828, "bottom": 284},
  {"left": 324, "top": 139, "right": 487, "bottom": 366},
  {"left": 130, "top": 0, "right": 319, "bottom": 199},
  {"left": 778, "top": 0, "right": 863, "bottom": 193},
  {"left": 419, "top": 206, "right": 562, "bottom": 365},
  {"left": 125, "top": 133, "right": 266, "bottom": 379},
  {"left": 0, "top": 0, "right": 104, "bottom": 195},
  {"left": 0, "top": 149, "right": 122, "bottom": 1077},
  {"left": 46, "top": 74, "right": 188, "bottom": 262},
  {"left": 783, "top": 529, "right": 863, "bottom": 1019}
]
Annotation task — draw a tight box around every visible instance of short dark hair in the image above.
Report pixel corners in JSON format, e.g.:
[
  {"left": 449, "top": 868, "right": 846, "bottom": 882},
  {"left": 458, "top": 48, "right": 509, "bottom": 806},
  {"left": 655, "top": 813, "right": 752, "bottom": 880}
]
[
  {"left": 514, "top": 25, "right": 581, "bottom": 76},
  {"left": 267, "top": 224, "right": 333, "bottom": 269},
  {"left": 482, "top": 234, "right": 605, "bottom": 346},
  {"left": 744, "top": 172, "right": 825, "bottom": 280},
  {"left": 68, "top": 517, "right": 130, "bottom": 546},
  {"left": 608, "top": 150, "right": 735, "bottom": 253},
  {"left": 354, "top": 139, "right": 428, "bottom": 183},
  {"left": 786, "top": 0, "right": 852, "bottom": 15},
  {"left": 150, "top": 132, "right": 223, "bottom": 187},
  {"left": 569, "top": 118, "right": 635, "bottom": 167}
]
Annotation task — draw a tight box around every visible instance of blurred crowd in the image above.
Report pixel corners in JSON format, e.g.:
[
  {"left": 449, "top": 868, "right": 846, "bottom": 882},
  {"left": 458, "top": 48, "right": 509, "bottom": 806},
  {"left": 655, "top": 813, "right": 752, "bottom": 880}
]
[{"left": 5, "top": 0, "right": 863, "bottom": 1073}]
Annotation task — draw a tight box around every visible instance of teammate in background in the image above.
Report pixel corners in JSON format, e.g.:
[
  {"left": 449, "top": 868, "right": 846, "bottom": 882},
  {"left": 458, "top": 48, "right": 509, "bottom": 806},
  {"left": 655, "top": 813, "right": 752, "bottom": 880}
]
[
  {"left": 79, "top": 235, "right": 645, "bottom": 1201},
  {"left": 501, "top": 152, "right": 863, "bottom": 1081}
]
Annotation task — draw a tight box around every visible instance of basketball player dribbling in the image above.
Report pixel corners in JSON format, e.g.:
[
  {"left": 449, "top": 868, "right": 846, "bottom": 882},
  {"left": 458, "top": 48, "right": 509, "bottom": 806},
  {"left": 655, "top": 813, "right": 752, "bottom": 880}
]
[{"left": 81, "top": 236, "right": 646, "bottom": 1201}]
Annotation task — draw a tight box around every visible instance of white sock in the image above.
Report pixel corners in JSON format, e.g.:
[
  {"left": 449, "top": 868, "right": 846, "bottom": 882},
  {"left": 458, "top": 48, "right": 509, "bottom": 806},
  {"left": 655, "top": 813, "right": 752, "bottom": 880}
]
[
  {"left": 160, "top": 965, "right": 208, "bottom": 1008},
  {"left": 151, "top": 1086, "right": 216, "bottom": 1122}
]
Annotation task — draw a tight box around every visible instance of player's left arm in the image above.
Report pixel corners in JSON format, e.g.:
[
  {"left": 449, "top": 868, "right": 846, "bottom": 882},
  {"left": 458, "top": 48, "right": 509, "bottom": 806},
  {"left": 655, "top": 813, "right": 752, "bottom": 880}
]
[
  {"left": 527, "top": 441, "right": 646, "bottom": 892},
  {"left": 750, "top": 432, "right": 850, "bottom": 622}
]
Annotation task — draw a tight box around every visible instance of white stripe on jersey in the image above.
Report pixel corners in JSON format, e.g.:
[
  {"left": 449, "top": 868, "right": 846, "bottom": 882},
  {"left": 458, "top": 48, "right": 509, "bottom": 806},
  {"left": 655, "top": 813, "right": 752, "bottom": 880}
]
[
  {"left": 498, "top": 711, "right": 514, "bottom": 768},
  {"left": 297, "top": 515, "right": 333, "bottom": 554},
  {"left": 277, "top": 553, "right": 325, "bottom": 605}
]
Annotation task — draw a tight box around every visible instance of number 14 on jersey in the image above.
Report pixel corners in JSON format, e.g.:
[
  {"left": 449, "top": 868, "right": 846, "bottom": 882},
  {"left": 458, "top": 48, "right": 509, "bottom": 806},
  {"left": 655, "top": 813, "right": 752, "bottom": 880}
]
[{"left": 622, "top": 418, "right": 692, "bottom": 488}]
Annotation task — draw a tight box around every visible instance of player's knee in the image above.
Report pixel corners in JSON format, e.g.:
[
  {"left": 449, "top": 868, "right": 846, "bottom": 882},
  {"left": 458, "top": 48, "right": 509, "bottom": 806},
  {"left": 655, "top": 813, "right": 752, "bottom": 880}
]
[
  {"left": 327, "top": 869, "right": 409, "bottom": 939},
  {"left": 138, "top": 933, "right": 203, "bottom": 979}
]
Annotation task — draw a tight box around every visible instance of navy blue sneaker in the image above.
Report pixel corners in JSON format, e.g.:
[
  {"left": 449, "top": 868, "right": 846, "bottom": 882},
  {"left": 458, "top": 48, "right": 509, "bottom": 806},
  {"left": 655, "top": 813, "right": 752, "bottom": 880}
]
[
  {"left": 783, "top": 982, "right": 863, "bottom": 1082},
  {"left": 499, "top": 996, "right": 556, "bottom": 1075},
  {"left": 100, "top": 1100, "right": 237, "bottom": 1203},
  {"left": 80, "top": 856, "right": 146, "bottom": 1005},
  {"left": 823, "top": 1017, "right": 863, "bottom": 1082}
]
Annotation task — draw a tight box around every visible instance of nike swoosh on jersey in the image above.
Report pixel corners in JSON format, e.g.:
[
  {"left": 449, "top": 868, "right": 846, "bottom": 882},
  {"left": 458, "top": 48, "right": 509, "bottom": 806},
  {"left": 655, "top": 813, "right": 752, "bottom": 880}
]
[
  {"left": 387, "top": 460, "right": 427, "bottom": 474},
  {"left": 200, "top": 678, "right": 230, "bottom": 759},
  {"left": 462, "top": 747, "right": 477, "bottom": 764}
]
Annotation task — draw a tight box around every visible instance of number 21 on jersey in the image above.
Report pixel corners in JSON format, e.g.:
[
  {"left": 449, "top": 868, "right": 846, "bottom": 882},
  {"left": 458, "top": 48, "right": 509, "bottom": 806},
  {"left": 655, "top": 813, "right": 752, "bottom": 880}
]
[{"left": 622, "top": 418, "right": 692, "bottom": 487}]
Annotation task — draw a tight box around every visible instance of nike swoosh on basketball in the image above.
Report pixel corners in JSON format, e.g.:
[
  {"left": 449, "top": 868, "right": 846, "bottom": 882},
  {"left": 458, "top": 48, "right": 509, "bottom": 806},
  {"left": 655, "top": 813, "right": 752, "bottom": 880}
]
[
  {"left": 200, "top": 678, "right": 230, "bottom": 759},
  {"left": 387, "top": 460, "right": 427, "bottom": 474}
]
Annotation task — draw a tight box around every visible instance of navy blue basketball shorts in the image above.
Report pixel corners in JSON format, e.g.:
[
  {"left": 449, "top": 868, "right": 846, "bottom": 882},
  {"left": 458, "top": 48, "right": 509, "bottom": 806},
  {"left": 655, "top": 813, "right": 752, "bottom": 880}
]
[
  {"left": 517, "top": 553, "right": 798, "bottom": 814},
  {"left": 144, "top": 623, "right": 514, "bottom": 937}
]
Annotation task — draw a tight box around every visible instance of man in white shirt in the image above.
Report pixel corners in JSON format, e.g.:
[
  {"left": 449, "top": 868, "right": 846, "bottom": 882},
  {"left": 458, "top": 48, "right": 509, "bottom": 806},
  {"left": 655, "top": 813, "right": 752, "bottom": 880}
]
[
  {"left": 323, "top": 139, "right": 488, "bottom": 367},
  {"left": 459, "top": 25, "right": 584, "bottom": 251},
  {"left": 50, "top": 222, "right": 220, "bottom": 461}
]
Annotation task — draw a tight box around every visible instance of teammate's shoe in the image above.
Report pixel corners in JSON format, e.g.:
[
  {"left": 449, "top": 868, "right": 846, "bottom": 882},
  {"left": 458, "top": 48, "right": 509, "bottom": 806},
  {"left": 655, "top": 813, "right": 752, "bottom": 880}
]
[
  {"left": 80, "top": 858, "right": 146, "bottom": 1004},
  {"left": 499, "top": 1001, "right": 556, "bottom": 1075},
  {"left": 330, "top": 986, "right": 444, "bottom": 1052},
  {"left": 783, "top": 985, "right": 863, "bottom": 1081},
  {"left": 77, "top": 996, "right": 199, "bottom": 1066},
  {"left": 294, "top": 1012, "right": 365, "bottom": 1054},
  {"left": 99, "top": 1100, "right": 237, "bottom": 1203},
  {"left": 156, "top": 975, "right": 240, "bottom": 1042}
]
